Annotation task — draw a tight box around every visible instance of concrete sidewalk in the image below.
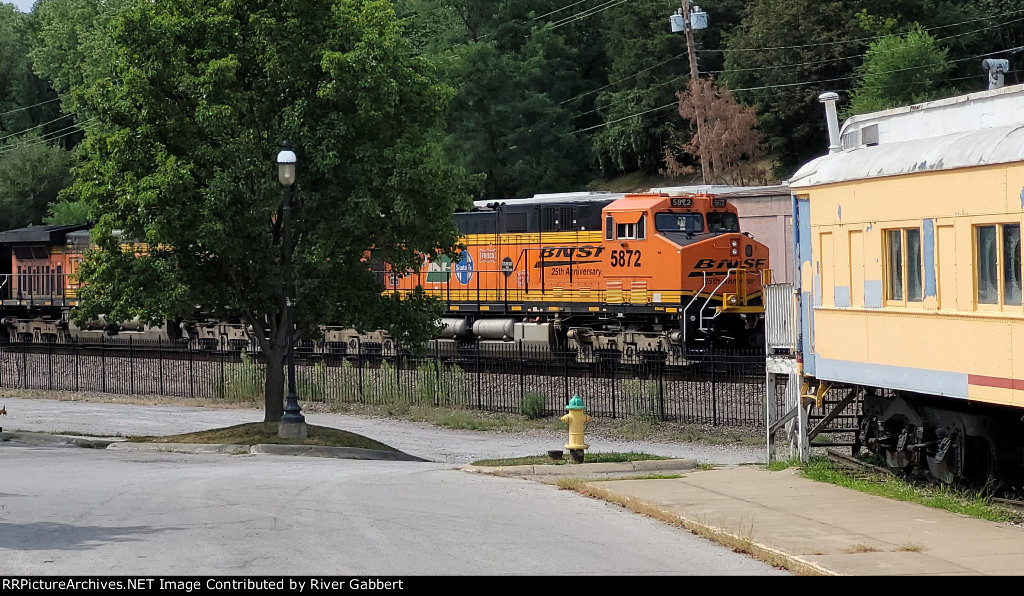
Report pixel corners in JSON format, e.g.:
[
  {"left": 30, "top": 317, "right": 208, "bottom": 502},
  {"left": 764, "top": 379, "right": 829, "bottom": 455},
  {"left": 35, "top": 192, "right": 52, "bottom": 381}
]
[{"left": 464, "top": 461, "right": 1024, "bottom": 576}]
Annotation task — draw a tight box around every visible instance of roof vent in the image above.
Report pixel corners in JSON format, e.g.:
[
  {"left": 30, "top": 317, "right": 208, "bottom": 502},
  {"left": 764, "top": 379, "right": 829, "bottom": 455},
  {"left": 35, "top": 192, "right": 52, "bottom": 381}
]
[{"left": 818, "top": 92, "right": 842, "bottom": 154}]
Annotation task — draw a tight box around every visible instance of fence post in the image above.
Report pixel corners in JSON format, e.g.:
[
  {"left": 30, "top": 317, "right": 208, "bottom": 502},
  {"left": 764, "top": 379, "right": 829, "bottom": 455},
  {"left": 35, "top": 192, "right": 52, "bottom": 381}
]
[
  {"left": 610, "top": 355, "right": 617, "bottom": 419},
  {"left": 357, "top": 340, "right": 363, "bottom": 402},
  {"left": 476, "top": 345, "right": 481, "bottom": 410},
  {"left": 562, "top": 349, "right": 569, "bottom": 404},
  {"left": 711, "top": 343, "right": 718, "bottom": 426},
  {"left": 658, "top": 360, "right": 665, "bottom": 421},
  {"left": 74, "top": 338, "right": 79, "bottom": 392},
  {"left": 21, "top": 342, "right": 27, "bottom": 389},
  {"left": 48, "top": 340, "right": 53, "bottom": 391},
  {"left": 189, "top": 344, "right": 194, "bottom": 399},
  {"left": 518, "top": 341, "right": 524, "bottom": 411},
  {"left": 101, "top": 334, "right": 106, "bottom": 394},
  {"left": 129, "top": 335, "right": 135, "bottom": 396},
  {"left": 158, "top": 337, "right": 164, "bottom": 395},
  {"left": 434, "top": 348, "right": 441, "bottom": 407},
  {"left": 220, "top": 343, "right": 225, "bottom": 400}
]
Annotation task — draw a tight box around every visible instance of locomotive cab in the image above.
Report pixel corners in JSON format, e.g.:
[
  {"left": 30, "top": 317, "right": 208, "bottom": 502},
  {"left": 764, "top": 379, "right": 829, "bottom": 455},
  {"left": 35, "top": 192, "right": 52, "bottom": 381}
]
[
  {"left": 602, "top": 192, "right": 768, "bottom": 316},
  {"left": 586, "top": 192, "right": 769, "bottom": 355}
]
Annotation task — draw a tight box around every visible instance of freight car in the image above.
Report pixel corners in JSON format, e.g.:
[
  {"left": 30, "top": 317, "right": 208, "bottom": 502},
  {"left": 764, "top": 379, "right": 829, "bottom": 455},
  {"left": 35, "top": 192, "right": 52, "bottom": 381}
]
[
  {"left": 388, "top": 190, "right": 770, "bottom": 364},
  {"left": 765, "top": 82, "right": 1024, "bottom": 488},
  {"left": 0, "top": 225, "right": 237, "bottom": 347}
]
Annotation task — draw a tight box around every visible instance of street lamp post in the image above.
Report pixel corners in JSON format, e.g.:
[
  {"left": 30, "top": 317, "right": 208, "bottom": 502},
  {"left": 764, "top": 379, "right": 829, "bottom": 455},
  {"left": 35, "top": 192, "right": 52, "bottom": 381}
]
[{"left": 277, "top": 140, "right": 307, "bottom": 440}]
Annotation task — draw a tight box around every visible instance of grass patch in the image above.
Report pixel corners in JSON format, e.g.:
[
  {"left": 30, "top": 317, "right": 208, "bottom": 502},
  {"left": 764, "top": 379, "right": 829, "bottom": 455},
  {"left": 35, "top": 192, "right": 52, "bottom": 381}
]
[
  {"left": 800, "top": 456, "right": 1022, "bottom": 523},
  {"left": 127, "top": 422, "right": 401, "bottom": 452},
  {"left": 610, "top": 473, "right": 684, "bottom": 480},
  {"left": 472, "top": 451, "right": 666, "bottom": 467}
]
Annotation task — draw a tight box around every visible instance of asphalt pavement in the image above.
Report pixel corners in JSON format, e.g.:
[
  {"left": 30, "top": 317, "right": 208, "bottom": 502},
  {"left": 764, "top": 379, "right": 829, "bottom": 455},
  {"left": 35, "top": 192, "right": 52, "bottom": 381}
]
[{"left": 4, "top": 396, "right": 1024, "bottom": 575}]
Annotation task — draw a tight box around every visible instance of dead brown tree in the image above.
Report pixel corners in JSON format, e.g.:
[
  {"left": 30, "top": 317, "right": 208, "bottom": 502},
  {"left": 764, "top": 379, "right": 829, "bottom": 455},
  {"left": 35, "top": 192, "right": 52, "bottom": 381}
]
[{"left": 663, "top": 77, "right": 769, "bottom": 186}]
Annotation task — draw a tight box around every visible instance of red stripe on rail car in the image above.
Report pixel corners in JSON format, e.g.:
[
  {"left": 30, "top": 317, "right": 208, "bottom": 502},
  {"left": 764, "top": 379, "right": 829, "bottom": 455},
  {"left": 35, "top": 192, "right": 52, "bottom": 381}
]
[{"left": 968, "top": 374, "right": 1024, "bottom": 391}]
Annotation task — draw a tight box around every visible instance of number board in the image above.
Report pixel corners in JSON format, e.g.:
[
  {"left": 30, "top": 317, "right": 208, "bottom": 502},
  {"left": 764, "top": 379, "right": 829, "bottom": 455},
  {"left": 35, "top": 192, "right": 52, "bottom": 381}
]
[
  {"left": 670, "top": 198, "right": 693, "bottom": 207},
  {"left": 712, "top": 198, "right": 727, "bottom": 207}
]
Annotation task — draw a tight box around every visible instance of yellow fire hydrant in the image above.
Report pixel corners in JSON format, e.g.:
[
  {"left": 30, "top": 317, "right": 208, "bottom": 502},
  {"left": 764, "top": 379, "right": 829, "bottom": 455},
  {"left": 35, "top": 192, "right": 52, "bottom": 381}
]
[{"left": 560, "top": 395, "right": 592, "bottom": 463}]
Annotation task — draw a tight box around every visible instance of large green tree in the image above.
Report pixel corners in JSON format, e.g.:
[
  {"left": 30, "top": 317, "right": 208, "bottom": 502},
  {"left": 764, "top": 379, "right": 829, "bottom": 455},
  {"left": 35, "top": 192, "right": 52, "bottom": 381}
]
[
  {"left": 398, "top": 0, "right": 599, "bottom": 198},
  {"left": 722, "top": 0, "right": 866, "bottom": 176},
  {"left": 60, "top": 0, "right": 472, "bottom": 421},
  {"left": 847, "top": 25, "right": 952, "bottom": 116}
]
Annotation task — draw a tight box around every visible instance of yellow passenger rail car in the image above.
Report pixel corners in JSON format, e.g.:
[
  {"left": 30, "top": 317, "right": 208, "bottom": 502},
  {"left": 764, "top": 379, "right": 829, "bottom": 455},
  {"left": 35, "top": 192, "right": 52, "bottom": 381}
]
[{"left": 767, "top": 82, "right": 1024, "bottom": 487}]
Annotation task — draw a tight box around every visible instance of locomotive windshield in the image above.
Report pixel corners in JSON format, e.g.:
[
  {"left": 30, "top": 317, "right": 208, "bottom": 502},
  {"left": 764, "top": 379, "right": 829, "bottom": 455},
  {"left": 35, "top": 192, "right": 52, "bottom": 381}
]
[
  {"left": 655, "top": 212, "right": 704, "bottom": 233},
  {"left": 706, "top": 212, "right": 740, "bottom": 233}
]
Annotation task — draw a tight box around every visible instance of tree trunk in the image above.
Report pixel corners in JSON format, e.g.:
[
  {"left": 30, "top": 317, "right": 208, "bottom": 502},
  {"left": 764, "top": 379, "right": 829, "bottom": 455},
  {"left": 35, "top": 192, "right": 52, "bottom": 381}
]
[{"left": 263, "top": 336, "right": 286, "bottom": 422}]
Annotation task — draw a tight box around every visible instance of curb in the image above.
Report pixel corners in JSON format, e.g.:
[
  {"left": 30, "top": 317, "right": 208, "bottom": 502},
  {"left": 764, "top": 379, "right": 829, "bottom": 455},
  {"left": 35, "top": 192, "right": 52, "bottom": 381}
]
[
  {"left": 462, "top": 458, "right": 699, "bottom": 477},
  {"left": 3, "top": 432, "right": 426, "bottom": 461},
  {"left": 0, "top": 431, "right": 126, "bottom": 449}
]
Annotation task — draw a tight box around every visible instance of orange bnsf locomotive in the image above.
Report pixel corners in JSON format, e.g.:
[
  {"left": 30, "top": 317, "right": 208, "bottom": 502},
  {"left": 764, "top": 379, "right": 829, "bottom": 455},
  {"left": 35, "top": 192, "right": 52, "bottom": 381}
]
[{"left": 389, "top": 191, "right": 770, "bottom": 363}]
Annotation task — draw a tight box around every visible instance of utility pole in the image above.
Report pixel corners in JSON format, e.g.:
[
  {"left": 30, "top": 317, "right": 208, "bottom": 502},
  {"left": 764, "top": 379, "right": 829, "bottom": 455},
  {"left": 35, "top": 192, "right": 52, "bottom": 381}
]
[{"left": 672, "top": 1, "right": 710, "bottom": 185}]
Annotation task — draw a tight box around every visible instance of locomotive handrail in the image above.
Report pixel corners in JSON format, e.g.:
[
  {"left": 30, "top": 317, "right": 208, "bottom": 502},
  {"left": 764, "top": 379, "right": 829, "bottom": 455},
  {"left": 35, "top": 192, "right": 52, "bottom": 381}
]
[
  {"left": 699, "top": 268, "right": 743, "bottom": 332},
  {"left": 681, "top": 271, "right": 709, "bottom": 344}
]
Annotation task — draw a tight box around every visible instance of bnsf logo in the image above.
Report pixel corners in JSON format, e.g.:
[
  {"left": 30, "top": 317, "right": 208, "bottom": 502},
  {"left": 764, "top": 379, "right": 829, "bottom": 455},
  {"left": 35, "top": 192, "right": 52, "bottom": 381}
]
[
  {"left": 538, "top": 245, "right": 605, "bottom": 259},
  {"left": 694, "top": 258, "right": 767, "bottom": 270}
]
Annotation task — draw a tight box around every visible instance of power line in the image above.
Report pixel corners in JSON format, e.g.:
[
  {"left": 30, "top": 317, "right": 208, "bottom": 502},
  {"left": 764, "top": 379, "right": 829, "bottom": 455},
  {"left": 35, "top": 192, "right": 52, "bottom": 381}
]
[
  {"left": 0, "top": 97, "right": 62, "bottom": 118},
  {"left": 0, "top": 113, "right": 75, "bottom": 143},
  {"left": 574, "top": 45, "right": 1020, "bottom": 135},
  {"left": 712, "top": 8, "right": 1024, "bottom": 53},
  {"left": 548, "top": 0, "right": 628, "bottom": 30}
]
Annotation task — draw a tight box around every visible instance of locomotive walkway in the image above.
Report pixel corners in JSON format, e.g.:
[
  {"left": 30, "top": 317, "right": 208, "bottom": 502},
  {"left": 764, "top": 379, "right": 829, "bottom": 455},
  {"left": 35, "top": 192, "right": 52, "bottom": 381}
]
[{"left": 4, "top": 399, "right": 1024, "bottom": 575}]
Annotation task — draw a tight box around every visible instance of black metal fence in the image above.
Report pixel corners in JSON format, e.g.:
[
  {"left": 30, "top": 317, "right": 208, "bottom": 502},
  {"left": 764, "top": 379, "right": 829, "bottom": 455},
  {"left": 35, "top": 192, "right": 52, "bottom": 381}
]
[{"left": 0, "top": 337, "right": 779, "bottom": 428}]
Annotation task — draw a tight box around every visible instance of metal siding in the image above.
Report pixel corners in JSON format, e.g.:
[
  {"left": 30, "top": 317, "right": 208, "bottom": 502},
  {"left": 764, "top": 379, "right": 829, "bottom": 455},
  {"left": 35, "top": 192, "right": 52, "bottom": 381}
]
[
  {"left": 815, "top": 357, "right": 969, "bottom": 398},
  {"left": 765, "top": 284, "right": 796, "bottom": 349}
]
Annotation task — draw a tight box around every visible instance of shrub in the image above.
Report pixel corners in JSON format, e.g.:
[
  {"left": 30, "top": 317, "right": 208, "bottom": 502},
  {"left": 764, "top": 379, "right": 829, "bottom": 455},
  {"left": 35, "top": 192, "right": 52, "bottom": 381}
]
[
  {"left": 521, "top": 391, "right": 547, "bottom": 419},
  {"left": 222, "top": 351, "right": 264, "bottom": 402}
]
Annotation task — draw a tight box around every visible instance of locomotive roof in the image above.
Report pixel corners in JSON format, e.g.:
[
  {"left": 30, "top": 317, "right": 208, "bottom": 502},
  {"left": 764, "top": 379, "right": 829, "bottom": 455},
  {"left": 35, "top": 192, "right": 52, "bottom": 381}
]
[
  {"left": 790, "top": 83, "right": 1024, "bottom": 188},
  {"left": 471, "top": 191, "right": 625, "bottom": 210},
  {"left": 471, "top": 185, "right": 791, "bottom": 211},
  {"left": 647, "top": 184, "right": 791, "bottom": 197},
  {"left": 0, "top": 224, "right": 90, "bottom": 244}
]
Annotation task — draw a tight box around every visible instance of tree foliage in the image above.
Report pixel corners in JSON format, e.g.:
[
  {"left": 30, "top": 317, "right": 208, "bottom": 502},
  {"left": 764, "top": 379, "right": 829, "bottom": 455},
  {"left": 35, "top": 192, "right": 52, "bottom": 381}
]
[
  {"left": 0, "top": 3, "right": 73, "bottom": 228},
  {"left": 57, "top": 0, "right": 472, "bottom": 420},
  {"left": 0, "top": 131, "right": 72, "bottom": 230},
  {"left": 400, "top": 0, "right": 598, "bottom": 199},
  {"left": 847, "top": 25, "right": 952, "bottom": 116},
  {"left": 722, "top": 0, "right": 866, "bottom": 176}
]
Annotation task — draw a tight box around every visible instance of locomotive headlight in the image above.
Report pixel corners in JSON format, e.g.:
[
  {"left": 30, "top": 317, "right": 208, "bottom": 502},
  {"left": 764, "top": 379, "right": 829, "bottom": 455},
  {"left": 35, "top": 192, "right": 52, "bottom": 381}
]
[
  {"left": 730, "top": 239, "right": 739, "bottom": 248},
  {"left": 731, "top": 248, "right": 739, "bottom": 255}
]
